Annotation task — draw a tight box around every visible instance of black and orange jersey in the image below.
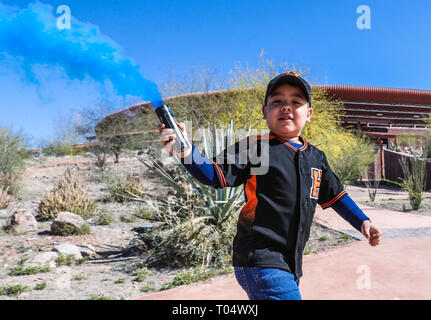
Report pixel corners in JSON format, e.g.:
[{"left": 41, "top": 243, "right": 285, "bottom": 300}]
[{"left": 211, "top": 132, "right": 346, "bottom": 279}]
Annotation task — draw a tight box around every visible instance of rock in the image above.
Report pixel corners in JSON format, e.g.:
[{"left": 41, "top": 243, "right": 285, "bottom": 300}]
[
  {"left": 0, "top": 208, "right": 11, "bottom": 219},
  {"left": 50, "top": 211, "right": 85, "bottom": 235},
  {"left": 23, "top": 252, "right": 58, "bottom": 269},
  {"left": 85, "top": 216, "right": 98, "bottom": 224},
  {"left": 81, "top": 243, "right": 96, "bottom": 251},
  {"left": 123, "top": 238, "right": 147, "bottom": 256},
  {"left": 52, "top": 243, "right": 83, "bottom": 260},
  {"left": 76, "top": 243, "right": 100, "bottom": 259},
  {"left": 8, "top": 208, "right": 38, "bottom": 234}
]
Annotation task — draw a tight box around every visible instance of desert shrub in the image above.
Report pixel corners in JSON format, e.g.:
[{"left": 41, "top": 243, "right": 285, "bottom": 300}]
[
  {"left": 108, "top": 174, "right": 146, "bottom": 203},
  {"left": 37, "top": 168, "right": 97, "bottom": 220},
  {"left": 382, "top": 142, "right": 428, "bottom": 210},
  {"left": 39, "top": 139, "right": 86, "bottom": 158},
  {"left": 56, "top": 253, "right": 86, "bottom": 266},
  {"left": 88, "top": 295, "right": 111, "bottom": 300},
  {"left": 8, "top": 265, "right": 50, "bottom": 276},
  {"left": 52, "top": 222, "right": 91, "bottom": 236},
  {"left": 34, "top": 282, "right": 47, "bottom": 290},
  {"left": 140, "top": 286, "right": 153, "bottom": 292},
  {"left": 135, "top": 205, "right": 157, "bottom": 220},
  {"left": 133, "top": 267, "right": 150, "bottom": 282},
  {"left": 0, "top": 187, "right": 14, "bottom": 209},
  {"left": 0, "top": 127, "right": 30, "bottom": 195},
  {"left": 322, "top": 133, "right": 376, "bottom": 187},
  {"left": 141, "top": 202, "right": 238, "bottom": 268},
  {"left": 0, "top": 284, "right": 30, "bottom": 297},
  {"left": 161, "top": 266, "right": 233, "bottom": 290},
  {"left": 38, "top": 139, "right": 72, "bottom": 157},
  {"left": 364, "top": 178, "right": 380, "bottom": 202},
  {"left": 96, "top": 208, "right": 113, "bottom": 225},
  {"left": 88, "top": 167, "right": 117, "bottom": 185},
  {"left": 119, "top": 213, "right": 137, "bottom": 223},
  {"left": 398, "top": 155, "right": 427, "bottom": 210},
  {"left": 91, "top": 143, "right": 109, "bottom": 169}
]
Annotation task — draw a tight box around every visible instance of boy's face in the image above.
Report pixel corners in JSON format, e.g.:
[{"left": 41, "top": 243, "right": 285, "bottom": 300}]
[{"left": 262, "top": 83, "right": 313, "bottom": 140}]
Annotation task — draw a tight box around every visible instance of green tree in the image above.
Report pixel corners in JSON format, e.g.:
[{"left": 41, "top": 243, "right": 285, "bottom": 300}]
[
  {"left": 75, "top": 100, "right": 145, "bottom": 167},
  {"left": 0, "top": 127, "right": 30, "bottom": 195}
]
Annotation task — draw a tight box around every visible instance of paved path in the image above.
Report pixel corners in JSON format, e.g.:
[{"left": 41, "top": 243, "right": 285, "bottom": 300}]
[
  {"left": 135, "top": 187, "right": 431, "bottom": 300},
  {"left": 315, "top": 204, "right": 431, "bottom": 239}
]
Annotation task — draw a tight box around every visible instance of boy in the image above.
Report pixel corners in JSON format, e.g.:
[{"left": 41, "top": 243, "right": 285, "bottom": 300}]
[{"left": 158, "top": 72, "right": 382, "bottom": 300}]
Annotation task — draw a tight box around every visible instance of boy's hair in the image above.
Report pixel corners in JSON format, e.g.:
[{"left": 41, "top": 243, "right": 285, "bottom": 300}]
[{"left": 264, "top": 72, "right": 312, "bottom": 108}]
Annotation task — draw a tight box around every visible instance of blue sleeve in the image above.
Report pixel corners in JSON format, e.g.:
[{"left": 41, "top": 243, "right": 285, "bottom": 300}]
[
  {"left": 180, "top": 144, "right": 218, "bottom": 186},
  {"left": 331, "top": 194, "right": 370, "bottom": 232}
]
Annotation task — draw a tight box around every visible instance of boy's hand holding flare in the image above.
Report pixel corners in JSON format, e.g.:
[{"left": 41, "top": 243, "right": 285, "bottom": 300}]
[{"left": 158, "top": 122, "right": 192, "bottom": 158}]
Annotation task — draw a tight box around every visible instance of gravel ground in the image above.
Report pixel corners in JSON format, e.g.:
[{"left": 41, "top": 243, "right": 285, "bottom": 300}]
[
  {"left": 358, "top": 197, "right": 431, "bottom": 218},
  {"left": 350, "top": 193, "right": 431, "bottom": 240},
  {"left": 0, "top": 153, "right": 357, "bottom": 300}
]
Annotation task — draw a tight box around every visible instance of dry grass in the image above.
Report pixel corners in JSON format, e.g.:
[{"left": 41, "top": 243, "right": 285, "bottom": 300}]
[
  {"left": 110, "top": 175, "right": 146, "bottom": 203},
  {"left": 37, "top": 168, "right": 97, "bottom": 220}
]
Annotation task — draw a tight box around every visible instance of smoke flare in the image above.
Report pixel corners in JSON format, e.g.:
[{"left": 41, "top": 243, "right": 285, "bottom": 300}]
[{"left": 0, "top": 1, "right": 163, "bottom": 107}]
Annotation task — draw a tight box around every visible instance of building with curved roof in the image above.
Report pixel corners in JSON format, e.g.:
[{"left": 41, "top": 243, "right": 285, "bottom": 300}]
[{"left": 95, "top": 85, "right": 431, "bottom": 147}]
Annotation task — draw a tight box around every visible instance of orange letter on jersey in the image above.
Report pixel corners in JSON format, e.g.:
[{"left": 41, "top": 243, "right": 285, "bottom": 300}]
[{"left": 310, "top": 168, "right": 322, "bottom": 199}]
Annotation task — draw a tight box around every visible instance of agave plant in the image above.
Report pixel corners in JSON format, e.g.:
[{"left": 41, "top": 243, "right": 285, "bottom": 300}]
[
  {"left": 135, "top": 120, "right": 250, "bottom": 268},
  {"left": 137, "top": 120, "right": 249, "bottom": 228}
]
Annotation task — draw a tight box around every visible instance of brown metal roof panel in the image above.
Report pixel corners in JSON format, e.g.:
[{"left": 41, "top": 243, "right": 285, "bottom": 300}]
[
  {"left": 342, "top": 109, "right": 429, "bottom": 117},
  {"left": 341, "top": 116, "right": 426, "bottom": 124},
  {"left": 317, "top": 85, "right": 431, "bottom": 105},
  {"left": 341, "top": 102, "right": 431, "bottom": 112}
]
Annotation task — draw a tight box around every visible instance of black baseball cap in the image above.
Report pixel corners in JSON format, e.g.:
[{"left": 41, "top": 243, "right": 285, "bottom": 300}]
[{"left": 264, "top": 71, "right": 312, "bottom": 108}]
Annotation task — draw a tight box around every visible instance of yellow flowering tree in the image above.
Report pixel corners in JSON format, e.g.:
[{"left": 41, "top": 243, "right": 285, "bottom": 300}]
[{"left": 222, "top": 55, "right": 376, "bottom": 186}]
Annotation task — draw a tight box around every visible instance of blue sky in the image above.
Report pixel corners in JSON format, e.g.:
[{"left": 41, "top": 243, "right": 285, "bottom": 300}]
[{"left": 1, "top": 0, "right": 430, "bottom": 146}]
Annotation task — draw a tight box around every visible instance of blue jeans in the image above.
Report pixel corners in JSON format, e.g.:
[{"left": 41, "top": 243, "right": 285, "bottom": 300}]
[{"left": 234, "top": 267, "right": 302, "bottom": 300}]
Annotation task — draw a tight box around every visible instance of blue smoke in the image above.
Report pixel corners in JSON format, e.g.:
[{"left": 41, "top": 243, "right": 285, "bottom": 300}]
[{"left": 0, "top": 1, "right": 164, "bottom": 108}]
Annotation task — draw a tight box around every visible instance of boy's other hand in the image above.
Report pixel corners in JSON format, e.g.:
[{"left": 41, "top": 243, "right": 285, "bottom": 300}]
[
  {"left": 158, "top": 122, "right": 192, "bottom": 158},
  {"left": 361, "top": 220, "right": 382, "bottom": 247}
]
